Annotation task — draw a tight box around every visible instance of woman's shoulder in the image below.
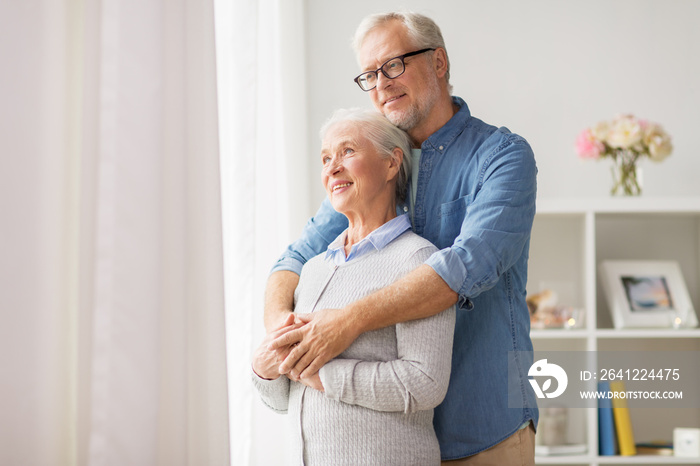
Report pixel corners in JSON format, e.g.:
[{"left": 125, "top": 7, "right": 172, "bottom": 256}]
[
  {"left": 301, "top": 251, "right": 334, "bottom": 275},
  {"left": 393, "top": 230, "right": 437, "bottom": 251},
  {"left": 385, "top": 230, "right": 438, "bottom": 264},
  {"left": 297, "top": 251, "right": 335, "bottom": 289}
]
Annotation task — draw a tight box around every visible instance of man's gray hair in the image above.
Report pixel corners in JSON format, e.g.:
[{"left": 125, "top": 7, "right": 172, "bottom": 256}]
[
  {"left": 320, "top": 108, "right": 412, "bottom": 203},
  {"left": 352, "top": 11, "right": 452, "bottom": 93}
]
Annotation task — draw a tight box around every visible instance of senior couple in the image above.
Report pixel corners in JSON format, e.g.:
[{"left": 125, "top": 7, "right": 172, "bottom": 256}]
[{"left": 252, "top": 11, "right": 539, "bottom": 466}]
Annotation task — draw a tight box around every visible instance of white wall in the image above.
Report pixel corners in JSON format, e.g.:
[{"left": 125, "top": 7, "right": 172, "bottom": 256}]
[{"left": 303, "top": 0, "right": 700, "bottom": 215}]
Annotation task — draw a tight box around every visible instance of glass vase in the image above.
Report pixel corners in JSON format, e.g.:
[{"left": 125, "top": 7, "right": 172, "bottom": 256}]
[{"left": 610, "top": 152, "right": 642, "bottom": 196}]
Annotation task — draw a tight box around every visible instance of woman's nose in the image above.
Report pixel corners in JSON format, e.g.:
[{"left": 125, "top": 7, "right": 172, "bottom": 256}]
[{"left": 326, "top": 157, "right": 342, "bottom": 175}]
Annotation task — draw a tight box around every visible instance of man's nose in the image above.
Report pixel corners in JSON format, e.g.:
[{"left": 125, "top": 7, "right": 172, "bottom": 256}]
[{"left": 376, "top": 71, "right": 392, "bottom": 90}]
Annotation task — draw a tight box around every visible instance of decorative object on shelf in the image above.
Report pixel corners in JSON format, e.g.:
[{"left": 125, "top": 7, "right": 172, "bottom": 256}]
[
  {"left": 535, "top": 405, "right": 588, "bottom": 456},
  {"left": 537, "top": 406, "right": 569, "bottom": 446},
  {"left": 674, "top": 428, "right": 700, "bottom": 457},
  {"left": 575, "top": 114, "right": 673, "bottom": 196},
  {"left": 599, "top": 260, "right": 698, "bottom": 329},
  {"left": 526, "top": 289, "right": 584, "bottom": 329}
]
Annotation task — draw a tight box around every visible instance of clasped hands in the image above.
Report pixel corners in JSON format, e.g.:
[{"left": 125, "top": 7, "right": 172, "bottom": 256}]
[{"left": 252, "top": 308, "right": 357, "bottom": 392}]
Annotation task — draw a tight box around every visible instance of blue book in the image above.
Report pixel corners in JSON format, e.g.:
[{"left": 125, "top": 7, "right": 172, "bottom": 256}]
[{"left": 598, "top": 381, "right": 617, "bottom": 455}]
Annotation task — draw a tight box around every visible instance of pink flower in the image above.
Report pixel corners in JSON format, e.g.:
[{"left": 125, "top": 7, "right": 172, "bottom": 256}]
[{"left": 575, "top": 128, "right": 605, "bottom": 159}]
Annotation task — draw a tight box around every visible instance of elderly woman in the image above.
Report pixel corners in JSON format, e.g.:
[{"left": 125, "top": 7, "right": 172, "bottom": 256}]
[{"left": 251, "top": 108, "right": 455, "bottom": 466}]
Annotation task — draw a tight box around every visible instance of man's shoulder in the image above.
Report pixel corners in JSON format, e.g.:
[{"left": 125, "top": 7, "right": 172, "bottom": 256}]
[
  {"left": 458, "top": 121, "right": 534, "bottom": 166},
  {"left": 451, "top": 97, "right": 531, "bottom": 149},
  {"left": 465, "top": 117, "right": 530, "bottom": 148}
]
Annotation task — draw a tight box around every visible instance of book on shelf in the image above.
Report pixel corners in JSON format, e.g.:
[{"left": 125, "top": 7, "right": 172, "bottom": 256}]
[
  {"left": 535, "top": 443, "right": 587, "bottom": 456},
  {"left": 597, "top": 381, "right": 617, "bottom": 455},
  {"left": 635, "top": 441, "right": 673, "bottom": 456},
  {"left": 610, "top": 380, "right": 636, "bottom": 456}
]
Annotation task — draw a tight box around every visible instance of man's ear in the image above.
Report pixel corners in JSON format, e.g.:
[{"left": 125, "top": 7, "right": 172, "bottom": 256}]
[{"left": 433, "top": 47, "right": 449, "bottom": 79}]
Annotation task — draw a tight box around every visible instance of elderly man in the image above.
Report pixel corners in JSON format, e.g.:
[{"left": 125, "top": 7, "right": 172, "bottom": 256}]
[{"left": 265, "top": 11, "right": 538, "bottom": 465}]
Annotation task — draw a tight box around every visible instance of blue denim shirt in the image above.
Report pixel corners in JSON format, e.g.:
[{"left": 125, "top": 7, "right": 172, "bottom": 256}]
[{"left": 272, "top": 97, "right": 539, "bottom": 459}]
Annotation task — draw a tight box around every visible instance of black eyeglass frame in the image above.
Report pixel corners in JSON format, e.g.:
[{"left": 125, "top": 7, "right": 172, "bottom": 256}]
[{"left": 353, "top": 48, "right": 436, "bottom": 91}]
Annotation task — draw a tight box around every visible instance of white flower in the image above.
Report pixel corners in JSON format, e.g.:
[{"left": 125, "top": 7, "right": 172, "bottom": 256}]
[
  {"left": 591, "top": 121, "right": 609, "bottom": 141},
  {"left": 606, "top": 115, "right": 643, "bottom": 149},
  {"left": 644, "top": 123, "right": 673, "bottom": 161}
]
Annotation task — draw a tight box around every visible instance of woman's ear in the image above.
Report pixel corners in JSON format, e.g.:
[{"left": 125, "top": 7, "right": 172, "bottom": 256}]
[{"left": 387, "top": 147, "right": 403, "bottom": 180}]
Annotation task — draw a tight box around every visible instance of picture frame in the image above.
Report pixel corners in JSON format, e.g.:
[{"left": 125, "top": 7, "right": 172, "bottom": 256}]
[{"left": 599, "top": 260, "right": 697, "bottom": 329}]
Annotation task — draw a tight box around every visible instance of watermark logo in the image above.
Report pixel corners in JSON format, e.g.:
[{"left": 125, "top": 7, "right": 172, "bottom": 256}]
[
  {"left": 529, "top": 359, "right": 568, "bottom": 399},
  {"left": 510, "top": 351, "right": 696, "bottom": 408}
]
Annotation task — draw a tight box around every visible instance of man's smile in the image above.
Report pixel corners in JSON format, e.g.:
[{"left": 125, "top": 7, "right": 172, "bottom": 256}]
[{"left": 383, "top": 93, "right": 407, "bottom": 107}]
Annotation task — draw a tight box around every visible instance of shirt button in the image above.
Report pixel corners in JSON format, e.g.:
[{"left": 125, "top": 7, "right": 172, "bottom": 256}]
[
  {"left": 439, "top": 145, "right": 444, "bottom": 151},
  {"left": 403, "top": 206, "right": 408, "bottom": 212}
]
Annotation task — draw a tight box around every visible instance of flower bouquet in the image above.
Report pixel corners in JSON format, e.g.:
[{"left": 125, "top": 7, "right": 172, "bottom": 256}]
[{"left": 575, "top": 114, "right": 673, "bottom": 195}]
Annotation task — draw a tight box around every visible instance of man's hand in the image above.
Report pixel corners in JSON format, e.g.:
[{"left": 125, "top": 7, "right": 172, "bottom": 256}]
[
  {"left": 268, "top": 308, "right": 359, "bottom": 379},
  {"left": 252, "top": 314, "right": 304, "bottom": 380}
]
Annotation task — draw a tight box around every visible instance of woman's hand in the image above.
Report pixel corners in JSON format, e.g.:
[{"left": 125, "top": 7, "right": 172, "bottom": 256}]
[
  {"left": 252, "top": 314, "right": 304, "bottom": 380},
  {"left": 300, "top": 371, "right": 324, "bottom": 392},
  {"left": 270, "top": 308, "right": 359, "bottom": 379}
]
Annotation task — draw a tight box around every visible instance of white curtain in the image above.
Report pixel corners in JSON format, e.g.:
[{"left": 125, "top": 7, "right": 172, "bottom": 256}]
[
  {"left": 214, "top": 0, "right": 309, "bottom": 464},
  {"left": 1, "top": 1, "right": 229, "bottom": 465}
]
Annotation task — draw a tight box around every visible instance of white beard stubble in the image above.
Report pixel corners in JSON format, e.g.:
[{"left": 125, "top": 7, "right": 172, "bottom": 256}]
[{"left": 384, "top": 73, "right": 441, "bottom": 133}]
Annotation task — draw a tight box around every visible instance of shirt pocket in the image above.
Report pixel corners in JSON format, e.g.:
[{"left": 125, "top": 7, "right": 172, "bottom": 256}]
[{"left": 437, "top": 195, "right": 469, "bottom": 248}]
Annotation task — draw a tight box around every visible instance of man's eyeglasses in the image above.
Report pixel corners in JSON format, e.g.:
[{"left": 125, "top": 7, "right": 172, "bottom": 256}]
[{"left": 353, "top": 48, "right": 435, "bottom": 92}]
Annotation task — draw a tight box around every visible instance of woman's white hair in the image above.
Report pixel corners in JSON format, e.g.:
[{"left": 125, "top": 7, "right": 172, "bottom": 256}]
[
  {"left": 320, "top": 108, "right": 412, "bottom": 203},
  {"left": 352, "top": 11, "right": 452, "bottom": 93}
]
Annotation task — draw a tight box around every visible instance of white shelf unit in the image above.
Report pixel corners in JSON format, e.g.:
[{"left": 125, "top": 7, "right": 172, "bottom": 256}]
[{"left": 528, "top": 197, "right": 700, "bottom": 466}]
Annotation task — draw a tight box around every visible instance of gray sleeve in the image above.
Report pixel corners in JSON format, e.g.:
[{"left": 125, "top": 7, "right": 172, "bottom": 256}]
[
  {"left": 319, "top": 245, "right": 456, "bottom": 413},
  {"left": 251, "top": 369, "right": 291, "bottom": 414}
]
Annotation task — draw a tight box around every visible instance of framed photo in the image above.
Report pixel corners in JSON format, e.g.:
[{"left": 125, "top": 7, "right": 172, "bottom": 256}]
[{"left": 599, "top": 260, "right": 697, "bottom": 329}]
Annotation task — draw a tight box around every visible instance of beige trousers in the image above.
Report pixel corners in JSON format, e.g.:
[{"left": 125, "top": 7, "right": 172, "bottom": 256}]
[{"left": 441, "top": 423, "right": 535, "bottom": 466}]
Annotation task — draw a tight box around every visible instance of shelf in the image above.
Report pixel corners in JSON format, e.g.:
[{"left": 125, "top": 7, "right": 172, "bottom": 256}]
[
  {"left": 595, "top": 456, "right": 700, "bottom": 464},
  {"left": 535, "top": 454, "right": 593, "bottom": 464},
  {"left": 531, "top": 329, "right": 700, "bottom": 339},
  {"left": 531, "top": 329, "right": 700, "bottom": 340},
  {"left": 528, "top": 198, "right": 700, "bottom": 464},
  {"left": 535, "top": 455, "right": 700, "bottom": 465},
  {"left": 531, "top": 329, "right": 590, "bottom": 339},
  {"left": 595, "top": 329, "right": 700, "bottom": 339},
  {"left": 537, "top": 197, "right": 700, "bottom": 214}
]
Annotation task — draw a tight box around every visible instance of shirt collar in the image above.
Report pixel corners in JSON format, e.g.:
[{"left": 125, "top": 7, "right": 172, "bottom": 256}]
[
  {"left": 422, "top": 96, "right": 471, "bottom": 153},
  {"left": 325, "top": 214, "right": 411, "bottom": 265}
]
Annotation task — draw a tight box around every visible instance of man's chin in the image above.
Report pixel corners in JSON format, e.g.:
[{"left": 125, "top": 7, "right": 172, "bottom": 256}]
[{"left": 386, "top": 111, "right": 418, "bottom": 132}]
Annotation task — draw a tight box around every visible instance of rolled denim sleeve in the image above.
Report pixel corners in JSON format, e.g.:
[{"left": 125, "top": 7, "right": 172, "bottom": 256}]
[
  {"left": 425, "top": 133, "right": 537, "bottom": 307},
  {"left": 270, "top": 197, "right": 348, "bottom": 275}
]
